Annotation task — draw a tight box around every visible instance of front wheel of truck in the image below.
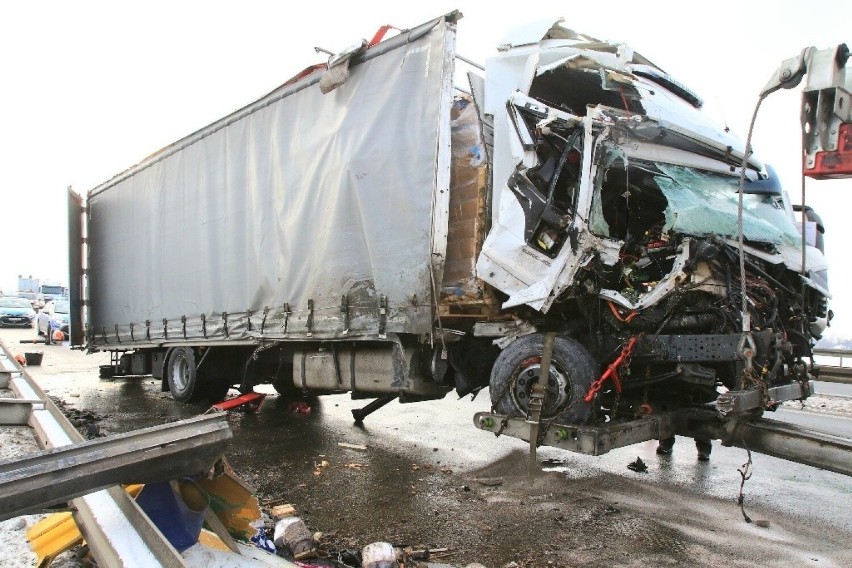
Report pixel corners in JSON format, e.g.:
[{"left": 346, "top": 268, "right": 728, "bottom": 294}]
[
  {"left": 489, "top": 334, "right": 597, "bottom": 424},
  {"left": 167, "top": 347, "right": 203, "bottom": 403}
]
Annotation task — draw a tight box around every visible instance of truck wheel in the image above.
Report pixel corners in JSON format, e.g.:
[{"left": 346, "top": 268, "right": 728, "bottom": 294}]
[
  {"left": 167, "top": 347, "right": 202, "bottom": 403},
  {"left": 489, "top": 334, "right": 597, "bottom": 424}
]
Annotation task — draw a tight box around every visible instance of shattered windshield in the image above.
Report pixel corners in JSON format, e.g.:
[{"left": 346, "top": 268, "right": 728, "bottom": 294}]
[{"left": 590, "top": 158, "right": 800, "bottom": 246}]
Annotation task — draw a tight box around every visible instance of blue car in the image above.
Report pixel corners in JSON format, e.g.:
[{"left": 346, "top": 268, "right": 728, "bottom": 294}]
[{"left": 0, "top": 296, "right": 37, "bottom": 327}]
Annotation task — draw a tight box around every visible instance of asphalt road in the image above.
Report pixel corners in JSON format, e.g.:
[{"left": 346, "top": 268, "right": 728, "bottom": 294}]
[{"left": 2, "top": 325, "right": 851, "bottom": 567}]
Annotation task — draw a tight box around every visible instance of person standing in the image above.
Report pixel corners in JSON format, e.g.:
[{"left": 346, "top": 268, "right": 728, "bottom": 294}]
[{"left": 657, "top": 435, "right": 712, "bottom": 461}]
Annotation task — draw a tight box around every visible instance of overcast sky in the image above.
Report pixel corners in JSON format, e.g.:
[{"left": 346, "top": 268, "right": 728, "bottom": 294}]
[{"left": 1, "top": 0, "right": 849, "bottom": 334}]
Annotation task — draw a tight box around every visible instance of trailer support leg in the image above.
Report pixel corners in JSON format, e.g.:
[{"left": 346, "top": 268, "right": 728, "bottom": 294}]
[{"left": 352, "top": 396, "right": 397, "bottom": 424}]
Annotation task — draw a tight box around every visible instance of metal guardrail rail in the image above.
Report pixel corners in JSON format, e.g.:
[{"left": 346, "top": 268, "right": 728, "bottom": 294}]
[
  {"left": 816, "top": 366, "right": 852, "bottom": 385},
  {"left": 813, "top": 348, "right": 852, "bottom": 385},
  {"left": 0, "top": 341, "right": 195, "bottom": 567},
  {"left": 475, "top": 408, "right": 852, "bottom": 476}
]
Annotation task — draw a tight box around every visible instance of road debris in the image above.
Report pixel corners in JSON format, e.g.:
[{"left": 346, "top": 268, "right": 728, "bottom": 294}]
[
  {"left": 274, "top": 517, "right": 314, "bottom": 555},
  {"left": 737, "top": 446, "right": 754, "bottom": 523},
  {"left": 338, "top": 442, "right": 368, "bottom": 451},
  {"left": 271, "top": 504, "right": 297, "bottom": 519},
  {"left": 289, "top": 401, "right": 313, "bottom": 414},
  {"left": 250, "top": 519, "right": 277, "bottom": 553},
  {"left": 211, "top": 391, "right": 266, "bottom": 413},
  {"left": 314, "top": 460, "right": 331, "bottom": 476},
  {"left": 627, "top": 457, "right": 648, "bottom": 473},
  {"left": 361, "top": 541, "right": 397, "bottom": 568}
]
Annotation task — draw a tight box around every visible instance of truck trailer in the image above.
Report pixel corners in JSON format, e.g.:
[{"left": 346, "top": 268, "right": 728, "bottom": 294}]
[{"left": 69, "top": 12, "right": 835, "bottom": 455}]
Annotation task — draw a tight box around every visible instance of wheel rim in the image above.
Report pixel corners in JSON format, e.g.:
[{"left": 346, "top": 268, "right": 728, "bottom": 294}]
[
  {"left": 510, "top": 356, "right": 571, "bottom": 417},
  {"left": 172, "top": 356, "right": 190, "bottom": 392}
]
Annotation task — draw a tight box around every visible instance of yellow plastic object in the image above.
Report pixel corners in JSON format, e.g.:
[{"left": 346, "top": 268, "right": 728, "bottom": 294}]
[
  {"left": 26, "top": 484, "right": 144, "bottom": 567},
  {"left": 198, "top": 528, "right": 234, "bottom": 552},
  {"left": 197, "top": 468, "right": 262, "bottom": 542},
  {"left": 27, "top": 512, "right": 81, "bottom": 568}
]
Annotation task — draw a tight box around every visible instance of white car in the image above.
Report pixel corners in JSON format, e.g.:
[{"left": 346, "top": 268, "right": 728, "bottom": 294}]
[{"left": 36, "top": 300, "right": 71, "bottom": 337}]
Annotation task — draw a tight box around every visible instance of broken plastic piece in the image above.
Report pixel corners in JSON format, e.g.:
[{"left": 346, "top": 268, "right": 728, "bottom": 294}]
[
  {"left": 135, "top": 480, "right": 209, "bottom": 552},
  {"left": 362, "top": 541, "right": 398, "bottom": 568},
  {"left": 211, "top": 392, "right": 266, "bottom": 412},
  {"left": 288, "top": 401, "right": 312, "bottom": 414}
]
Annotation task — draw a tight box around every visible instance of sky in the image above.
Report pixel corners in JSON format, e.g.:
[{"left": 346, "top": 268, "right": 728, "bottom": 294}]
[{"left": 0, "top": 0, "right": 849, "bottom": 333}]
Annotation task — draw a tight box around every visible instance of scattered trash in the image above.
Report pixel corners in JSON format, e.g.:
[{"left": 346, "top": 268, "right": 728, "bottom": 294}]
[
  {"left": 627, "top": 457, "right": 648, "bottom": 473},
  {"left": 270, "top": 503, "right": 297, "bottom": 519},
  {"left": 314, "top": 459, "right": 331, "bottom": 476},
  {"left": 362, "top": 541, "right": 398, "bottom": 568},
  {"left": 13, "top": 353, "right": 26, "bottom": 366},
  {"left": 250, "top": 519, "right": 276, "bottom": 553},
  {"left": 338, "top": 442, "right": 368, "bottom": 451},
  {"left": 345, "top": 463, "right": 367, "bottom": 470},
  {"left": 274, "top": 517, "right": 314, "bottom": 555},
  {"left": 289, "top": 401, "right": 313, "bottom": 414},
  {"left": 407, "top": 546, "right": 450, "bottom": 560},
  {"left": 49, "top": 397, "right": 106, "bottom": 439},
  {"left": 540, "top": 458, "right": 569, "bottom": 468}
]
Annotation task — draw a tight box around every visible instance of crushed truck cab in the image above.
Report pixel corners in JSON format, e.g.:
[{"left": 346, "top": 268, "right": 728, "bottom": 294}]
[{"left": 70, "top": 13, "right": 834, "bottom": 459}]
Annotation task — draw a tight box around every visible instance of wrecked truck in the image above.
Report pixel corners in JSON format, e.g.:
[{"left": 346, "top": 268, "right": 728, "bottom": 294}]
[{"left": 68, "top": 12, "right": 831, "bottom": 455}]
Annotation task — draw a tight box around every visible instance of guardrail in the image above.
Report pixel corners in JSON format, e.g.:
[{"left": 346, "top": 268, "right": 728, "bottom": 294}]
[
  {"left": 813, "top": 348, "right": 852, "bottom": 385},
  {"left": 814, "top": 348, "right": 852, "bottom": 363}
]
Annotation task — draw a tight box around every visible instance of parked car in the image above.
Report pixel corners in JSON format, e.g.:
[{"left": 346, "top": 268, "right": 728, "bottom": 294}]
[
  {"left": 36, "top": 300, "right": 71, "bottom": 336},
  {"left": 0, "top": 296, "right": 37, "bottom": 327},
  {"left": 17, "top": 291, "right": 45, "bottom": 311}
]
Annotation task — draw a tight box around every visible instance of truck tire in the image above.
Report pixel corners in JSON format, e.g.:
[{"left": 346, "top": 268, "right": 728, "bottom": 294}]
[
  {"left": 167, "top": 347, "right": 203, "bottom": 403},
  {"left": 489, "top": 334, "right": 597, "bottom": 424}
]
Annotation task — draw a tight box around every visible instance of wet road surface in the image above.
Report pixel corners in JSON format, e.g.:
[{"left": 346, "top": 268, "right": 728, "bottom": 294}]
[{"left": 4, "top": 326, "right": 851, "bottom": 567}]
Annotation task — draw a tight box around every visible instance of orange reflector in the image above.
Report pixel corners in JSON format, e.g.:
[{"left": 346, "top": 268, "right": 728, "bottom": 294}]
[{"left": 805, "top": 123, "right": 852, "bottom": 179}]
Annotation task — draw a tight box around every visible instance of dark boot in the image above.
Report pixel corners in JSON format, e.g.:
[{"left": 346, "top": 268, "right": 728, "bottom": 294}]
[
  {"left": 695, "top": 438, "right": 712, "bottom": 461},
  {"left": 657, "top": 435, "right": 675, "bottom": 455}
]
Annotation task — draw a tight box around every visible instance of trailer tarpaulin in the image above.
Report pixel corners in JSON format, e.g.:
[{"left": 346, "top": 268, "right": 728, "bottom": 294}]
[{"left": 85, "top": 15, "right": 457, "bottom": 348}]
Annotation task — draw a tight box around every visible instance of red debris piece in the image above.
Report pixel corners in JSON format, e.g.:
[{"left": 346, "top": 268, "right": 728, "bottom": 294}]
[
  {"left": 211, "top": 392, "right": 266, "bottom": 413},
  {"left": 288, "top": 401, "right": 312, "bottom": 415}
]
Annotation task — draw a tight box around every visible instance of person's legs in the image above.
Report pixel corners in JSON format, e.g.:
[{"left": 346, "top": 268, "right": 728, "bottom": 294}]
[
  {"left": 695, "top": 438, "right": 712, "bottom": 461},
  {"left": 657, "top": 435, "right": 676, "bottom": 455}
]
